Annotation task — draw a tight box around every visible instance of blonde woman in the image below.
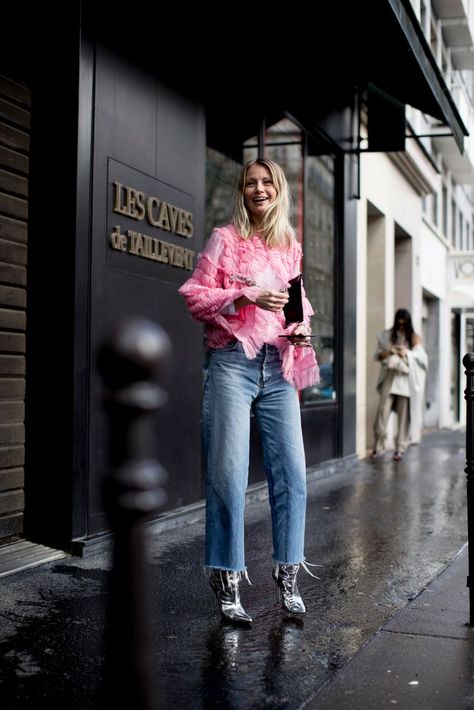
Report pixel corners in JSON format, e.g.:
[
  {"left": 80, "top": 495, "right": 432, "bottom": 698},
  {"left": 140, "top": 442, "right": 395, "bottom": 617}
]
[{"left": 179, "top": 159, "right": 319, "bottom": 624}]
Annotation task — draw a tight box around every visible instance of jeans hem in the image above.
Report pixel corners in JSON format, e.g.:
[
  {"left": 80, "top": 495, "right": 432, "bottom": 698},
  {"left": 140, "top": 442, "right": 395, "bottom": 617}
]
[
  {"left": 204, "top": 564, "right": 248, "bottom": 574},
  {"left": 273, "top": 556, "right": 306, "bottom": 566}
]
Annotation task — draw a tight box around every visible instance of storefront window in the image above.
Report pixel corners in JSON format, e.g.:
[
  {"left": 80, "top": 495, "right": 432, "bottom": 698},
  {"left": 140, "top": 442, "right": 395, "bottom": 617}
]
[
  {"left": 242, "top": 136, "right": 258, "bottom": 166},
  {"left": 204, "top": 147, "right": 242, "bottom": 239},
  {"left": 264, "top": 118, "right": 304, "bottom": 242},
  {"left": 301, "top": 154, "right": 336, "bottom": 404}
]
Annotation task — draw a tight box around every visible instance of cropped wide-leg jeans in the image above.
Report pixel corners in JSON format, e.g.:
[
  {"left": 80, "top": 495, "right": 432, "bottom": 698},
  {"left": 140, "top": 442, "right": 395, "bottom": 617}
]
[{"left": 202, "top": 341, "right": 307, "bottom": 572}]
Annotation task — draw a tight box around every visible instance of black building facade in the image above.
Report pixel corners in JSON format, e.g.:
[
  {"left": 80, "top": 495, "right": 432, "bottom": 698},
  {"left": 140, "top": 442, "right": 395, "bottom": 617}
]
[{"left": 0, "top": 2, "right": 466, "bottom": 554}]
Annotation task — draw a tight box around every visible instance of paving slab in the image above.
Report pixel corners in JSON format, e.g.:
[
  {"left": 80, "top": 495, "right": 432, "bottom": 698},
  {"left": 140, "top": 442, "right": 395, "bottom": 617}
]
[{"left": 306, "top": 546, "right": 474, "bottom": 710}]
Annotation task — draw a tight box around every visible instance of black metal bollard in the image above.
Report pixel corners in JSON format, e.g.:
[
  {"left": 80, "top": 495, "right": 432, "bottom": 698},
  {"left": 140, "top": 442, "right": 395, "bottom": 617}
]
[
  {"left": 463, "top": 352, "right": 474, "bottom": 626},
  {"left": 98, "top": 316, "right": 171, "bottom": 709}
]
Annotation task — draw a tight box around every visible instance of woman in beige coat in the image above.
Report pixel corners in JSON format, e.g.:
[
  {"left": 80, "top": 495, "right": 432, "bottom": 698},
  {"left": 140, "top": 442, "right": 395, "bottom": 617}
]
[{"left": 370, "top": 309, "right": 428, "bottom": 461}]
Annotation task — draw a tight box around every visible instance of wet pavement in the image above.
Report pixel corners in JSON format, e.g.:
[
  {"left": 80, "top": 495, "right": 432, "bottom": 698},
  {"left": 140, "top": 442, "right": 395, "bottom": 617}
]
[
  {"left": 0, "top": 429, "right": 469, "bottom": 708},
  {"left": 307, "top": 543, "right": 473, "bottom": 710}
]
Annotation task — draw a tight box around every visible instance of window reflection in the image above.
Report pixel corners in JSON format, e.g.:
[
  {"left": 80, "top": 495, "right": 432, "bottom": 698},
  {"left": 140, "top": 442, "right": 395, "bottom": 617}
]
[
  {"left": 264, "top": 118, "right": 304, "bottom": 242},
  {"left": 302, "top": 155, "right": 336, "bottom": 403},
  {"left": 205, "top": 148, "right": 242, "bottom": 238}
]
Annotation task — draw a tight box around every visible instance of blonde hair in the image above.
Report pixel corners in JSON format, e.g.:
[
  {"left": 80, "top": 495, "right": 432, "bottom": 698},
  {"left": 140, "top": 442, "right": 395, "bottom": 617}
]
[{"left": 232, "top": 158, "right": 295, "bottom": 248}]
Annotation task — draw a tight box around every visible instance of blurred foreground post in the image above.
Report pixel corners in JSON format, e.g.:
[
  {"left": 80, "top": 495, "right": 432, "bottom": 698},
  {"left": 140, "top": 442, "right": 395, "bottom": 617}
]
[
  {"left": 98, "top": 317, "right": 171, "bottom": 709},
  {"left": 463, "top": 352, "right": 474, "bottom": 626}
]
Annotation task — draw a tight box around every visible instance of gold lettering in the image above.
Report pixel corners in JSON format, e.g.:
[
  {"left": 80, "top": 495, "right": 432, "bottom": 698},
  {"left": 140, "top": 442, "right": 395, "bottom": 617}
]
[
  {"left": 157, "top": 202, "right": 171, "bottom": 231},
  {"left": 110, "top": 225, "right": 127, "bottom": 251},
  {"left": 123, "top": 186, "right": 135, "bottom": 217},
  {"left": 176, "top": 210, "right": 186, "bottom": 237},
  {"left": 123, "top": 187, "right": 144, "bottom": 220},
  {"left": 146, "top": 197, "right": 161, "bottom": 226},
  {"left": 113, "top": 182, "right": 129, "bottom": 216},
  {"left": 131, "top": 190, "right": 146, "bottom": 220},
  {"left": 159, "top": 241, "right": 169, "bottom": 263},
  {"left": 172, "top": 245, "right": 184, "bottom": 268},
  {"left": 184, "top": 211, "right": 194, "bottom": 238},
  {"left": 112, "top": 181, "right": 194, "bottom": 238},
  {"left": 136, "top": 233, "right": 144, "bottom": 255},
  {"left": 183, "top": 249, "right": 194, "bottom": 270},
  {"left": 108, "top": 225, "right": 195, "bottom": 269},
  {"left": 168, "top": 204, "right": 179, "bottom": 233},
  {"left": 151, "top": 238, "right": 160, "bottom": 261},
  {"left": 167, "top": 243, "right": 175, "bottom": 264},
  {"left": 142, "top": 234, "right": 153, "bottom": 259},
  {"left": 128, "top": 230, "right": 140, "bottom": 254}
]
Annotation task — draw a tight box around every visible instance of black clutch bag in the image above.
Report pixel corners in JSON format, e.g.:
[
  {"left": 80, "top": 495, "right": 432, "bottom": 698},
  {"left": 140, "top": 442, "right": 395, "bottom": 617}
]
[{"left": 283, "top": 274, "right": 304, "bottom": 327}]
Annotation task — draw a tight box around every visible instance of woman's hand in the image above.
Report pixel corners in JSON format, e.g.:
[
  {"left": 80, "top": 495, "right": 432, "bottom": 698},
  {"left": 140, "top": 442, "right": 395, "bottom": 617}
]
[
  {"left": 233, "top": 289, "right": 288, "bottom": 312},
  {"left": 254, "top": 289, "right": 289, "bottom": 312},
  {"left": 234, "top": 289, "right": 288, "bottom": 312}
]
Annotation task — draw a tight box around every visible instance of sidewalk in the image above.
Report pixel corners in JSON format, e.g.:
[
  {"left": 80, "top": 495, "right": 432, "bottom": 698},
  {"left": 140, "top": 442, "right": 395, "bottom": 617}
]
[
  {"left": 305, "top": 544, "right": 474, "bottom": 709},
  {"left": 0, "top": 428, "right": 471, "bottom": 709}
]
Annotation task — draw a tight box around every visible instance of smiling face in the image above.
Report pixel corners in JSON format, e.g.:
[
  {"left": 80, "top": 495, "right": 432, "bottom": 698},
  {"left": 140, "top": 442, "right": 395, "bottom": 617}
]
[{"left": 244, "top": 163, "right": 277, "bottom": 224}]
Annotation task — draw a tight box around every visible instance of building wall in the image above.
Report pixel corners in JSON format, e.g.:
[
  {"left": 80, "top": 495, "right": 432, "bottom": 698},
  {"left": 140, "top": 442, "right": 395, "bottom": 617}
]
[
  {"left": 357, "top": 151, "right": 425, "bottom": 456},
  {"left": 0, "top": 75, "right": 29, "bottom": 538},
  {"left": 420, "top": 221, "right": 447, "bottom": 427},
  {"left": 84, "top": 44, "right": 207, "bottom": 537}
]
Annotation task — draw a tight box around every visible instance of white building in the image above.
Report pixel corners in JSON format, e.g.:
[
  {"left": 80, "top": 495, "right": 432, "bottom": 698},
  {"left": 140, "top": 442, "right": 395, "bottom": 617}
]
[{"left": 357, "top": 0, "right": 474, "bottom": 456}]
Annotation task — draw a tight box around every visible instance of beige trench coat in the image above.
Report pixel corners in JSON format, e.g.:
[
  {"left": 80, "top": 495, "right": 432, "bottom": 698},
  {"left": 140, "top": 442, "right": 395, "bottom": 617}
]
[{"left": 374, "top": 329, "right": 428, "bottom": 444}]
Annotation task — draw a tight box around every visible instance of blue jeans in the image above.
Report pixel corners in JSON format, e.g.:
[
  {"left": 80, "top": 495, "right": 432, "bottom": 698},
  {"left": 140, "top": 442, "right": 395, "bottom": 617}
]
[{"left": 202, "top": 341, "right": 307, "bottom": 571}]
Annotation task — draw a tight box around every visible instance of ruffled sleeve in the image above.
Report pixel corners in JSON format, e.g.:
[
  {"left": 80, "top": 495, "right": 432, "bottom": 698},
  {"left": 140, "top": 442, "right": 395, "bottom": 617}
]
[
  {"left": 279, "top": 336, "right": 320, "bottom": 389},
  {"left": 178, "top": 228, "right": 257, "bottom": 325}
]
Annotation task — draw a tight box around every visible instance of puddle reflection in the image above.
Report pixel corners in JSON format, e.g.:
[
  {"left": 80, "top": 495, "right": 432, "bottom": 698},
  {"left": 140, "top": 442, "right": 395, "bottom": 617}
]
[
  {"left": 201, "top": 615, "right": 307, "bottom": 709},
  {"left": 267, "top": 616, "right": 305, "bottom": 663},
  {"left": 263, "top": 617, "right": 306, "bottom": 705},
  {"left": 201, "top": 621, "right": 248, "bottom": 708}
]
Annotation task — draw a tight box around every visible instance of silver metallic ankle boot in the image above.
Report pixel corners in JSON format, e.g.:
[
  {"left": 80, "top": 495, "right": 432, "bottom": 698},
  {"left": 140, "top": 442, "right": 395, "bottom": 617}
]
[
  {"left": 209, "top": 569, "right": 253, "bottom": 624},
  {"left": 272, "top": 563, "right": 306, "bottom": 614}
]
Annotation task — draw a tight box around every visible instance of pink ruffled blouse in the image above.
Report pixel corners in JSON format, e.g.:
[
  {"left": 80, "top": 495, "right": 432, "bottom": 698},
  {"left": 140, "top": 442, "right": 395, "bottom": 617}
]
[{"left": 178, "top": 224, "right": 319, "bottom": 390}]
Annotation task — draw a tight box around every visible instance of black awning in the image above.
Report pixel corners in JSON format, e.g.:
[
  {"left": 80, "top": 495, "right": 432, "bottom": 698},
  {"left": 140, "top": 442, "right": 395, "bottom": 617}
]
[
  {"left": 76, "top": 0, "right": 468, "bottom": 154},
  {"left": 375, "top": 0, "right": 468, "bottom": 152},
  {"left": 272, "top": 0, "right": 468, "bottom": 155}
]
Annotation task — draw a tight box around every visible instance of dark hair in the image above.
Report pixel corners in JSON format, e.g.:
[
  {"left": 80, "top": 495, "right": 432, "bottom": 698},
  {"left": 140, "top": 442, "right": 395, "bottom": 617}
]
[{"left": 390, "top": 308, "right": 415, "bottom": 348}]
